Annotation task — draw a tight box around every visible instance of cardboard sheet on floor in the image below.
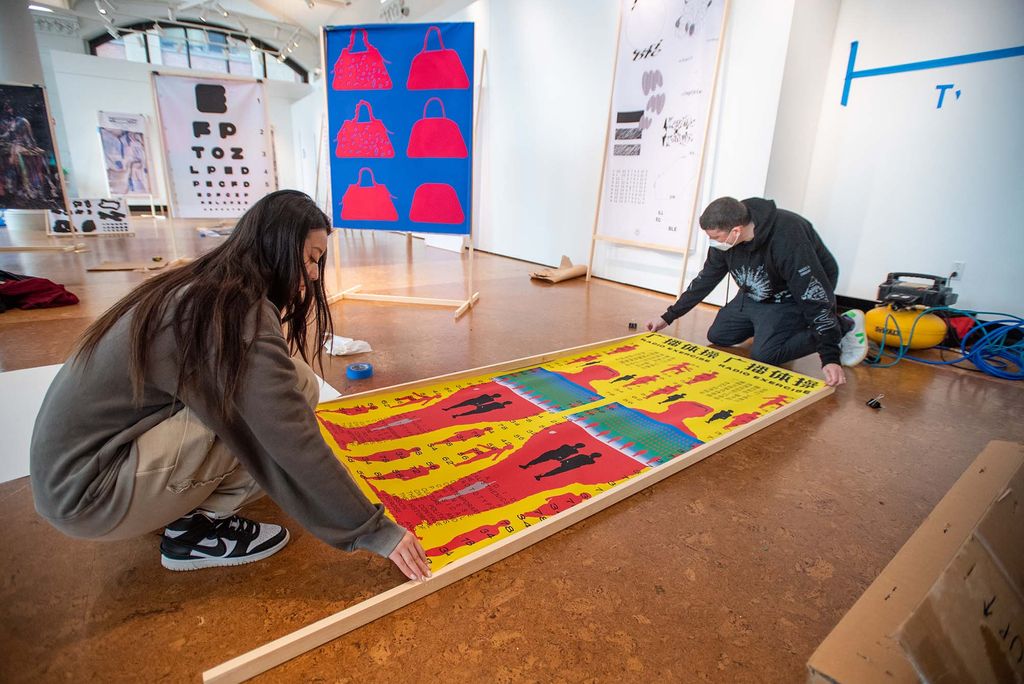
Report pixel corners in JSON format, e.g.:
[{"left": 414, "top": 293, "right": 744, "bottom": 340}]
[
  {"left": 806, "top": 440, "right": 1024, "bottom": 683},
  {"left": 0, "top": 364, "right": 62, "bottom": 483},
  {"left": 529, "top": 255, "right": 588, "bottom": 283}
]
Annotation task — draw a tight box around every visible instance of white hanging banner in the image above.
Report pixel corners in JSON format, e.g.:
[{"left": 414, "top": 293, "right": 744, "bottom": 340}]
[
  {"left": 97, "top": 111, "right": 152, "bottom": 197},
  {"left": 153, "top": 74, "right": 275, "bottom": 218},
  {"left": 596, "top": 0, "right": 725, "bottom": 249}
]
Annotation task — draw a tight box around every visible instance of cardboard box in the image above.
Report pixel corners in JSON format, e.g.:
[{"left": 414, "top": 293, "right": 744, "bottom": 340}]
[{"left": 807, "top": 440, "right": 1024, "bottom": 683}]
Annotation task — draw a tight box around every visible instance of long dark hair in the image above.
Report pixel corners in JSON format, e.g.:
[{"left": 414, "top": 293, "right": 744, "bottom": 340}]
[{"left": 75, "top": 190, "right": 334, "bottom": 417}]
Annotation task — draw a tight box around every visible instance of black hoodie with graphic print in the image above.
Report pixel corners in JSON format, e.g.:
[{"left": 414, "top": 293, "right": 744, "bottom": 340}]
[{"left": 660, "top": 198, "right": 843, "bottom": 366}]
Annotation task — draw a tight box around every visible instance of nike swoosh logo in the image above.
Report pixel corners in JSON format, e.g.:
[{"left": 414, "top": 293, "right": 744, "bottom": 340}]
[{"left": 195, "top": 538, "right": 228, "bottom": 557}]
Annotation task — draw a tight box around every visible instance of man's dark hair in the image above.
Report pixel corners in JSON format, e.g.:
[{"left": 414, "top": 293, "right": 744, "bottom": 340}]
[{"left": 699, "top": 197, "right": 750, "bottom": 231}]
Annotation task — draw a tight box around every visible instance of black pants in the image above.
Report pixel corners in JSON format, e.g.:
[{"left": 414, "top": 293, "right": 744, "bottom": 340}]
[{"left": 706, "top": 295, "right": 818, "bottom": 365}]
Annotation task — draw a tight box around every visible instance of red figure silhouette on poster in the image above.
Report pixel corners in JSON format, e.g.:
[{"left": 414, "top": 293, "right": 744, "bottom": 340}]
[
  {"left": 336, "top": 100, "right": 394, "bottom": 158},
  {"left": 333, "top": 29, "right": 392, "bottom": 90},
  {"left": 340, "top": 167, "right": 398, "bottom": 221},
  {"left": 406, "top": 97, "right": 467, "bottom": 158},
  {"left": 407, "top": 26, "right": 470, "bottom": 90},
  {"left": 409, "top": 182, "right": 464, "bottom": 224}
]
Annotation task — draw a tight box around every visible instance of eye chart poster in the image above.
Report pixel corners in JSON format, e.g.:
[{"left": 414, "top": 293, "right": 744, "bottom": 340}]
[
  {"left": 153, "top": 75, "right": 275, "bottom": 218},
  {"left": 596, "top": 0, "right": 726, "bottom": 248},
  {"left": 324, "top": 23, "right": 473, "bottom": 235}
]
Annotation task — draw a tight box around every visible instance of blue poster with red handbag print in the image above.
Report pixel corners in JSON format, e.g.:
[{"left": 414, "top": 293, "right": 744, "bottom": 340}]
[{"left": 325, "top": 23, "right": 473, "bottom": 235}]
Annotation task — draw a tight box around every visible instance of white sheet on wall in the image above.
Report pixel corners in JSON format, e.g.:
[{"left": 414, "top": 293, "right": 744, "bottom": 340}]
[
  {"left": 153, "top": 74, "right": 275, "bottom": 218},
  {"left": 595, "top": 0, "right": 725, "bottom": 249}
]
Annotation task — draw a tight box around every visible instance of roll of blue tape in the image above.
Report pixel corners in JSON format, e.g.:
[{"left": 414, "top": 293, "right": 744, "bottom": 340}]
[{"left": 346, "top": 362, "right": 374, "bottom": 380}]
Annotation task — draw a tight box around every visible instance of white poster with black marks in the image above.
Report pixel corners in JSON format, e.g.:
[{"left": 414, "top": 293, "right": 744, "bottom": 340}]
[
  {"left": 153, "top": 75, "right": 275, "bottom": 218},
  {"left": 596, "top": 0, "right": 725, "bottom": 248},
  {"left": 48, "top": 197, "right": 131, "bottom": 235}
]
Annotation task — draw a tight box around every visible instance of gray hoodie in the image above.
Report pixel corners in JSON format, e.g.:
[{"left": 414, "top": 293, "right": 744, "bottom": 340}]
[{"left": 29, "top": 297, "right": 405, "bottom": 558}]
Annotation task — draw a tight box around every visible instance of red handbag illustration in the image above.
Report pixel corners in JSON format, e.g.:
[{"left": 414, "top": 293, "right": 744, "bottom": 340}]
[
  {"left": 406, "top": 97, "right": 468, "bottom": 158},
  {"left": 340, "top": 168, "right": 398, "bottom": 221},
  {"left": 336, "top": 100, "right": 395, "bottom": 158},
  {"left": 332, "top": 28, "right": 392, "bottom": 90},
  {"left": 407, "top": 26, "right": 469, "bottom": 90},
  {"left": 409, "top": 183, "right": 464, "bottom": 224}
]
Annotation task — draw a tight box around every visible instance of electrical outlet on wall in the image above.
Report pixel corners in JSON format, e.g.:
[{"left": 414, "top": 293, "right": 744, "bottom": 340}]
[{"left": 951, "top": 261, "right": 966, "bottom": 281}]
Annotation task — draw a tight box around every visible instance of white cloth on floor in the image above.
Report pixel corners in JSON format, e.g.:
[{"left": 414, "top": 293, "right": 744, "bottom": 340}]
[{"left": 323, "top": 335, "right": 372, "bottom": 356}]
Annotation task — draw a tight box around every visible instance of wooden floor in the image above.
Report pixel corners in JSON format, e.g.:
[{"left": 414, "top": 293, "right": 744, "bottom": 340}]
[{"left": 1, "top": 217, "right": 1021, "bottom": 682}]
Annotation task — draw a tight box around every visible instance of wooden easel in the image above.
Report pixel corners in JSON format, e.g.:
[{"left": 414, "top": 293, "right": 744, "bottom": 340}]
[
  {"left": 320, "top": 31, "right": 483, "bottom": 321},
  {"left": 201, "top": 332, "right": 834, "bottom": 683},
  {"left": 586, "top": 0, "right": 731, "bottom": 298}
]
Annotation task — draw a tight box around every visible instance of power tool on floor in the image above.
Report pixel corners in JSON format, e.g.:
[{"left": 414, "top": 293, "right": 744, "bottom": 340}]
[{"left": 865, "top": 273, "right": 958, "bottom": 349}]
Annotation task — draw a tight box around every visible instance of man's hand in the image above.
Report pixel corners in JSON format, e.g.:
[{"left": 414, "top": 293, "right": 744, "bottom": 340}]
[
  {"left": 389, "top": 530, "right": 432, "bottom": 581},
  {"left": 822, "top": 363, "right": 846, "bottom": 387},
  {"left": 646, "top": 317, "right": 669, "bottom": 332}
]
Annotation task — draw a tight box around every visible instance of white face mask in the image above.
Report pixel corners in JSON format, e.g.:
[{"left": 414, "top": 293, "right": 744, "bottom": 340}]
[{"left": 709, "top": 228, "right": 739, "bottom": 251}]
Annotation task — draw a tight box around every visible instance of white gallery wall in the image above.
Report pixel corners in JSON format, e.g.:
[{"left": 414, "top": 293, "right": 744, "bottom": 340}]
[
  {"left": 798, "top": 0, "right": 1024, "bottom": 316},
  {"left": 463, "top": 0, "right": 616, "bottom": 270},
  {"left": 289, "top": 87, "right": 326, "bottom": 206},
  {"left": 44, "top": 50, "right": 312, "bottom": 207},
  {"left": 763, "top": 0, "right": 842, "bottom": 210}
]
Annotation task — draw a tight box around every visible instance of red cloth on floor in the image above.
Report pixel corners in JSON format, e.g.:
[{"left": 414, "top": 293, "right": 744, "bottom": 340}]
[{"left": 0, "top": 275, "right": 79, "bottom": 310}]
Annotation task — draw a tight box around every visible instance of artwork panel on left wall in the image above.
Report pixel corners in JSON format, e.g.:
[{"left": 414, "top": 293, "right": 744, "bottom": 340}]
[{"left": 0, "top": 83, "right": 68, "bottom": 212}]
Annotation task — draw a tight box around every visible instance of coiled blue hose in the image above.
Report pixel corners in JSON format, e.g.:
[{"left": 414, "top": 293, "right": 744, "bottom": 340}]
[{"left": 865, "top": 306, "right": 1024, "bottom": 380}]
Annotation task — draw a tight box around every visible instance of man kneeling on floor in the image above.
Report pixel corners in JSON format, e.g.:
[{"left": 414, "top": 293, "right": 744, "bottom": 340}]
[{"left": 646, "top": 196, "right": 868, "bottom": 387}]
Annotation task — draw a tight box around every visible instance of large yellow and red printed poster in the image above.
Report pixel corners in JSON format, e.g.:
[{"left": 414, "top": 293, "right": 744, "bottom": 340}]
[{"left": 316, "top": 333, "right": 827, "bottom": 571}]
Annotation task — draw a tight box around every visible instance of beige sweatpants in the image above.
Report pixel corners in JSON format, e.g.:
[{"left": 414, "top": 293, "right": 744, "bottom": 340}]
[{"left": 97, "top": 358, "right": 321, "bottom": 540}]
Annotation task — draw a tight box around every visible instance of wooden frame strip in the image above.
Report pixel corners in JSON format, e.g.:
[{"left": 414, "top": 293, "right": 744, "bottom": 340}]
[
  {"left": 39, "top": 83, "right": 72, "bottom": 223},
  {"left": 592, "top": 234, "right": 687, "bottom": 254},
  {"left": 203, "top": 334, "right": 833, "bottom": 683},
  {"left": 333, "top": 292, "right": 476, "bottom": 308},
  {"left": 0, "top": 244, "right": 86, "bottom": 253}
]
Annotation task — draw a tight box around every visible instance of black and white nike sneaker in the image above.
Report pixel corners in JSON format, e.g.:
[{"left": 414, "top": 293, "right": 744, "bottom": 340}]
[{"left": 160, "top": 512, "right": 290, "bottom": 571}]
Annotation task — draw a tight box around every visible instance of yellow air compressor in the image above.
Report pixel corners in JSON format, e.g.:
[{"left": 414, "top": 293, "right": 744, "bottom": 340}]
[
  {"left": 866, "top": 272, "right": 957, "bottom": 350},
  {"left": 865, "top": 305, "right": 948, "bottom": 349}
]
